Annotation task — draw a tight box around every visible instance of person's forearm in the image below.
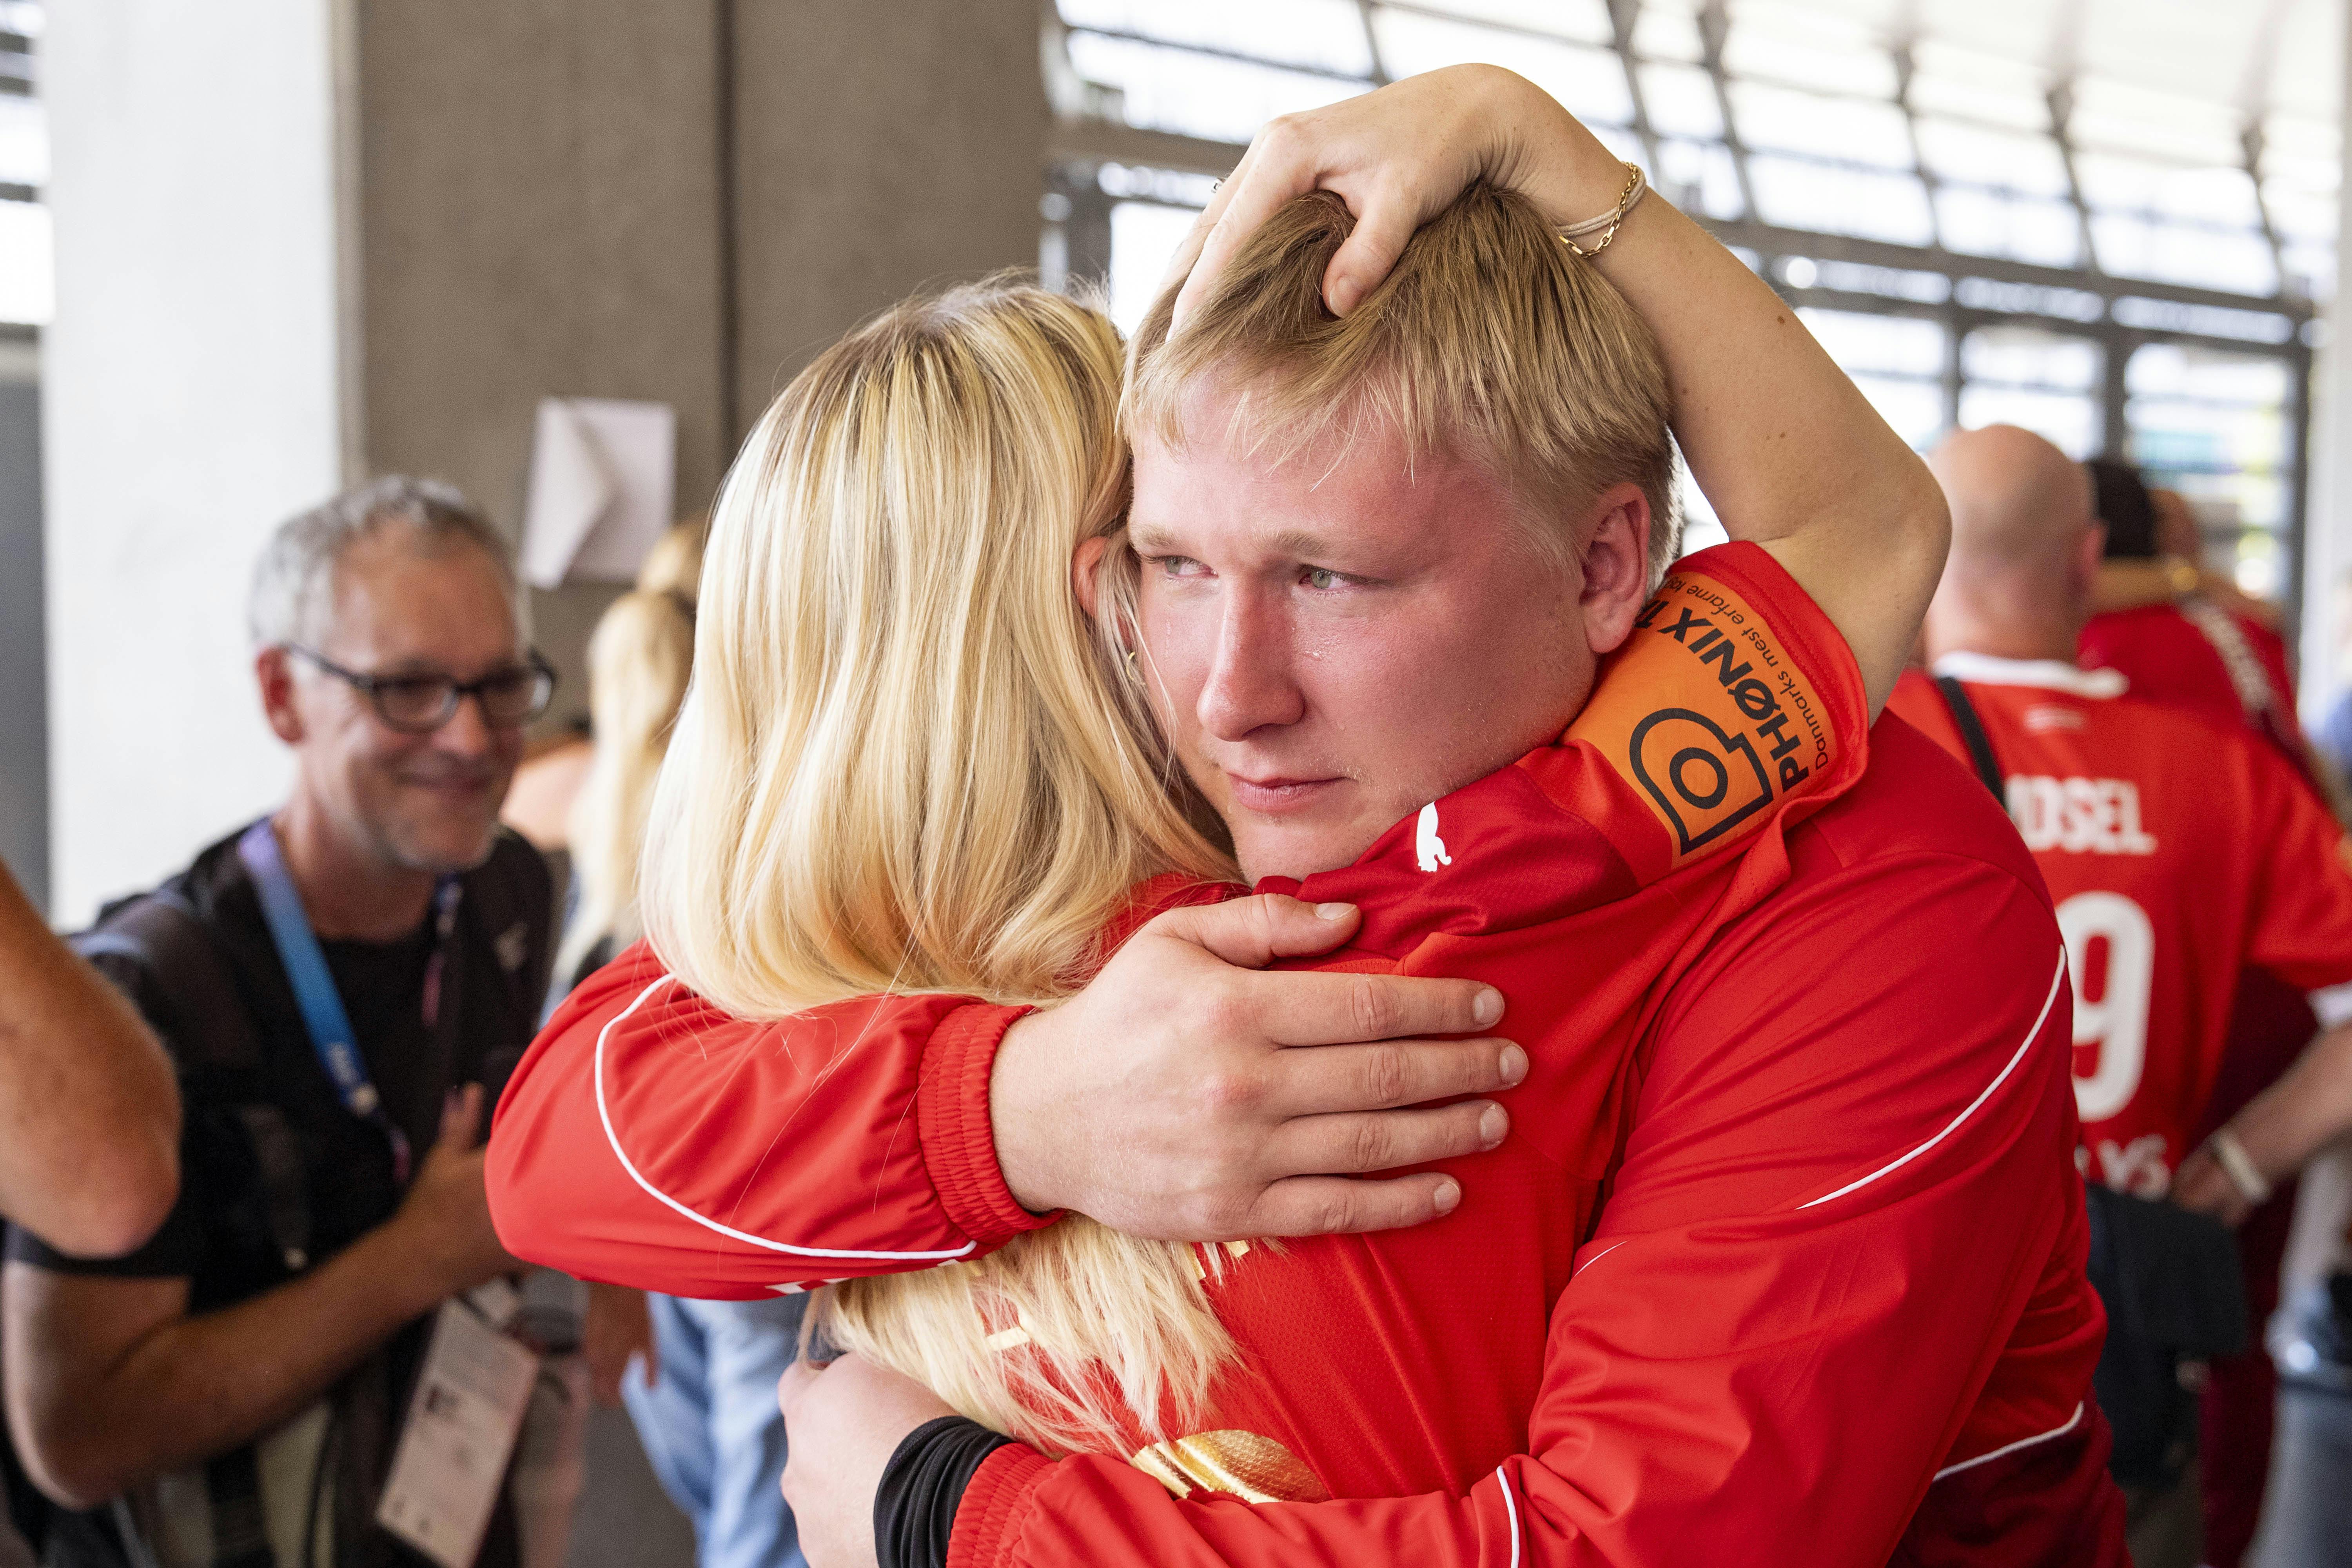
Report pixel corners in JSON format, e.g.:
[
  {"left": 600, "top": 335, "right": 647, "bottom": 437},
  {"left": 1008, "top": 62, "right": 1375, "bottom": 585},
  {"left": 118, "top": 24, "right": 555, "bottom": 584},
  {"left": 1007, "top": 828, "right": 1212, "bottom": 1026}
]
[
  {"left": 0, "top": 865, "right": 178, "bottom": 1257},
  {"left": 489, "top": 950, "right": 1042, "bottom": 1295},
  {"left": 2213, "top": 1021, "right": 2352, "bottom": 1187},
  {"left": 6, "top": 1224, "right": 445, "bottom": 1506},
  {"left": 1519, "top": 98, "right": 1944, "bottom": 710}
]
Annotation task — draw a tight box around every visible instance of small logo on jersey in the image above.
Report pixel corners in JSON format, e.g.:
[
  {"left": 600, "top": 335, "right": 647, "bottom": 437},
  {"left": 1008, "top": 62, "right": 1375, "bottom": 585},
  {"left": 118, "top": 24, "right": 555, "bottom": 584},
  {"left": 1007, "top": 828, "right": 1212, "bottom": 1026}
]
[
  {"left": 2022, "top": 705, "right": 2085, "bottom": 733},
  {"left": 2006, "top": 776, "right": 2158, "bottom": 856},
  {"left": 1414, "top": 803, "right": 1452, "bottom": 873},
  {"left": 496, "top": 921, "right": 530, "bottom": 973},
  {"left": 1628, "top": 708, "right": 1773, "bottom": 855}
]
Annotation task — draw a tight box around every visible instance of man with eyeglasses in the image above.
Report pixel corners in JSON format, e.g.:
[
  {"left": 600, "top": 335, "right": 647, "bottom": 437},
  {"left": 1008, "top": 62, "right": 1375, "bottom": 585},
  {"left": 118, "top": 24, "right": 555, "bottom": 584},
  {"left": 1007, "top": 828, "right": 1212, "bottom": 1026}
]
[{"left": 3, "top": 477, "right": 560, "bottom": 1568}]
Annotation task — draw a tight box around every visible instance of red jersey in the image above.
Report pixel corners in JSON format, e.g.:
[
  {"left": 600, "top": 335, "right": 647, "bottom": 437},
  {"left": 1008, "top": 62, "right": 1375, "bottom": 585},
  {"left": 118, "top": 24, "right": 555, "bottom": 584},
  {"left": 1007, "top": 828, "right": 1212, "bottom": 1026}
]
[
  {"left": 2080, "top": 601, "right": 2306, "bottom": 773},
  {"left": 1889, "top": 656, "right": 2352, "bottom": 1192},
  {"left": 493, "top": 546, "right": 2122, "bottom": 1566}
]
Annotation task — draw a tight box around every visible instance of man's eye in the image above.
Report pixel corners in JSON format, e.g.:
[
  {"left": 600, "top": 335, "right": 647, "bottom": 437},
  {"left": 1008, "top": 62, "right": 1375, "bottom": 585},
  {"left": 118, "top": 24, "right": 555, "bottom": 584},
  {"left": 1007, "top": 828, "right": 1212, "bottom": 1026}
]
[
  {"left": 1154, "top": 555, "right": 1207, "bottom": 578},
  {"left": 1302, "top": 568, "right": 1347, "bottom": 590}
]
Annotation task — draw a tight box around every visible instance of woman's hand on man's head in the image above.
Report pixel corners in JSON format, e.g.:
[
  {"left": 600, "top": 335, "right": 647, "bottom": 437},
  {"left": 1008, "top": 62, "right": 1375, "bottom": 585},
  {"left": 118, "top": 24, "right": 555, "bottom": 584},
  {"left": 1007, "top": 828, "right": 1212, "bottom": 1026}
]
[{"left": 1168, "top": 64, "right": 1615, "bottom": 326}]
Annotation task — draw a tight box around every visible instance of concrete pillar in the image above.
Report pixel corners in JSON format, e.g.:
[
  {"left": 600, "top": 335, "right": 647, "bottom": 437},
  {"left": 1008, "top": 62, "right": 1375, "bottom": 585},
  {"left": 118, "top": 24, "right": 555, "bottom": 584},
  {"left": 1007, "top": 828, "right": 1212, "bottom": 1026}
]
[
  {"left": 730, "top": 0, "right": 1045, "bottom": 419},
  {"left": 42, "top": 0, "right": 344, "bottom": 925},
  {"left": 352, "top": 0, "right": 730, "bottom": 742},
  {"left": 40, "top": 0, "right": 1045, "bottom": 924}
]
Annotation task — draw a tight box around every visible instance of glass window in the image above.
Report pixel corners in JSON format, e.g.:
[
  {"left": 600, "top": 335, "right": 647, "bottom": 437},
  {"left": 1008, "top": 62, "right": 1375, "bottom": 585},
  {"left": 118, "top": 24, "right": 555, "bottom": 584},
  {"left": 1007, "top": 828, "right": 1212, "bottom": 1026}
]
[
  {"left": 1721, "top": 3, "right": 1898, "bottom": 99},
  {"left": 1912, "top": 119, "right": 2070, "bottom": 199},
  {"left": 1729, "top": 80, "right": 1914, "bottom": 169},
  {"left": 2089, "top": 215, "right": 2279, "bottom": 297},
  {"left": 1956, "top": 385, "right": 2101, "bottom": 458},
  {"left": 2069, "top": 77, "right": 2243, "bottom": 167},
  {"left": 0, "top": 198, "right": 52, "bottom": 325},
  {"left": 1057, "top": 0, "right": 1376, "bottom": 78},
  {"left": 2074, "top": 153, "right": 2262, "bottom": 229},
  {"left": 1066, "top": 33, "right": 1367, "bottom": 143},
  {"left": 1654, "top": 137, "right": 1747, "bottom": 221},
  {"left": 1630, "top": 1, "right": 1705, "bottom": 65},
  {"left": 1797, "top": 308, "right": 1948, "bottom": 450},
  {"left": 1108, "top": 200, "right": 1203, "bottom": 334},
  {"left": 1799, "top": 308, "right": 1946, "bottom": 378},
  {"left": 2125, "top": 344, "right": 2290, "bottom": 578},
  {"left": 1907, "top": 39, "right": 2049, "bottom": 131},
  {"left": 1370, "top": 10, "right": 1633, "bottom": 126},
  {"left": 1935, "top": 187, "right": 2083, "bottom": 268},
  {"left": 1748, "top": 156, "right": 1934, "bottom": 245},
  {"left": 1962, "top": 325, "right": 2102, "bottom": 391},
  {"left": 1639, "top": 62, "right": 1723, "bottom": 140},
  {"left": 1373, "top": 0, "right": 1614, "bottom": 47},
  {"left": 1912, "top": 0, "right": 2065, "bottom": 85},
  {"left": 0, "top": 96, "right": 43, "bottom": 189}
]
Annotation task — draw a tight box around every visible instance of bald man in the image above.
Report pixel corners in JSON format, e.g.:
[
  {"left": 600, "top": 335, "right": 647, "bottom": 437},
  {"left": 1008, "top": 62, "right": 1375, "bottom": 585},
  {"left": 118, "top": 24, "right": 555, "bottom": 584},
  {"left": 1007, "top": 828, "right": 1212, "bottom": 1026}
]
[{"left": 1887, "top": 425, "right": 2352, "bottom": 1559}]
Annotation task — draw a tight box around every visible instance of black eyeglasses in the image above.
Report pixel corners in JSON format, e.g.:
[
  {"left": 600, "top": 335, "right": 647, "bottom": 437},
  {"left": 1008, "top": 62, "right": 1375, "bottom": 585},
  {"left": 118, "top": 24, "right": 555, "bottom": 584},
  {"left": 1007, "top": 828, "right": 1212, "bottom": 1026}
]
[{"left": 287, "top": 646, "right": 558, "bottom": 735}]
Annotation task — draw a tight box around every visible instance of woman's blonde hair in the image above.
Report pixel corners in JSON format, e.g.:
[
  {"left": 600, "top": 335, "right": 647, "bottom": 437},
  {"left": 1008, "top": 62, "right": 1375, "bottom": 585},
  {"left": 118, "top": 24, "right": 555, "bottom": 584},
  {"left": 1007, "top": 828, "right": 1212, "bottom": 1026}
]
[
  {"left": 640, "top": 280, "right": 1238, "bottom": 1454},
  {"left": 555, "top": 518, "right": 709, "bottom": 989}
]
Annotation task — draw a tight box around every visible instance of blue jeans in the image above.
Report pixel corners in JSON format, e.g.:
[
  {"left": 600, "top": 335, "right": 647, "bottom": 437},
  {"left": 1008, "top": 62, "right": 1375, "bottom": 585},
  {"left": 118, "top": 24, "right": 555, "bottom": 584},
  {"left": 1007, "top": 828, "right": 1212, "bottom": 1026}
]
[{"left": 622, "top": 1293, "right": 810, "bottom": 1568}]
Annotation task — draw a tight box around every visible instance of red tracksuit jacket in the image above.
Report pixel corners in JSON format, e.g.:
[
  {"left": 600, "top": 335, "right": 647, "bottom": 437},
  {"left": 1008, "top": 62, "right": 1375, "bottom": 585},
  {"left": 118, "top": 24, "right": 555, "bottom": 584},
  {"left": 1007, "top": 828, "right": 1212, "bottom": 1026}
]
[{"left": 491, "top": 544, "right": 2126, "bottom": 1566}]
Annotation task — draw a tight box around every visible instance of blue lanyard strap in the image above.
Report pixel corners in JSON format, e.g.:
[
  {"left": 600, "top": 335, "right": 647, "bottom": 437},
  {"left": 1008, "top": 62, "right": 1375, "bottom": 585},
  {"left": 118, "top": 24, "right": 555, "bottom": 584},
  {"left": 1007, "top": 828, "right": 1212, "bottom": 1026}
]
[{"left": 237, "top": 820, "right": 458, "bottom": 1185}]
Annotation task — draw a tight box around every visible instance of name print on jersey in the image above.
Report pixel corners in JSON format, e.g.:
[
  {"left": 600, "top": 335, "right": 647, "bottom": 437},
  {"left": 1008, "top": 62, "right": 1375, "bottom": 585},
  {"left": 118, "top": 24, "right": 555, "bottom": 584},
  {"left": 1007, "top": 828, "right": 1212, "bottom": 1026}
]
[{"left": 2005, "top": 776, "right": 2160, "bottom": 857}]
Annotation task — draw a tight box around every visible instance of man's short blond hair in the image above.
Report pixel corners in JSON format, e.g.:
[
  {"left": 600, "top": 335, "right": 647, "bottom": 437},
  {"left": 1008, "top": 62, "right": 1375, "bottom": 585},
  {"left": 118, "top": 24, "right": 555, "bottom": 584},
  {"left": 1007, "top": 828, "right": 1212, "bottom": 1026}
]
[{"left": 1125, "top": 182, "right": 1680, "bottom": 583}]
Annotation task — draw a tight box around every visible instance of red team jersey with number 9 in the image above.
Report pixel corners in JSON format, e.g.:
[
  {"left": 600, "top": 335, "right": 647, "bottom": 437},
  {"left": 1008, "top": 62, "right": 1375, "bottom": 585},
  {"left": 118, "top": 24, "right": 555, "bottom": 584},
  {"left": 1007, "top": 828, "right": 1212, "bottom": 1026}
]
[{"left": 1891, "top": 655, "right": 2352, "bottom": 1193}]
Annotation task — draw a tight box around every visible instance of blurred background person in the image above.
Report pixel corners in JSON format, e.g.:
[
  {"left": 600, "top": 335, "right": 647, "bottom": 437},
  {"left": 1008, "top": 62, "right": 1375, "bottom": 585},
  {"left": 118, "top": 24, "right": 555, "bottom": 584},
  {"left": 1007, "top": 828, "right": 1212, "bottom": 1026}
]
[
  {"left": 547, "top": 517, "right": 806, "bottom": 1568},
  {"left": 2, "top": 478, "right": 560, "bottom": 1568},
  {"left": 1891, "top": 426, "right": 2352, "bottom": 1568},
  {"left": 2074, "top": 457, "right": 2334, "bottom": 1566}
]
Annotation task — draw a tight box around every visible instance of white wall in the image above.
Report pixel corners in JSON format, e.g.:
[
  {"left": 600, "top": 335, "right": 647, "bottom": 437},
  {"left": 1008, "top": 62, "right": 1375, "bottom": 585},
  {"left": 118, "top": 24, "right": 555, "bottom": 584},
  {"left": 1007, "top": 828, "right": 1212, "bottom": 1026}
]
[
  {"left": 2299, "top": 0, "right": 2352, "bottom": 729},
  {"left": 42, "top": 0, "right": 344, "bottom": 924}
]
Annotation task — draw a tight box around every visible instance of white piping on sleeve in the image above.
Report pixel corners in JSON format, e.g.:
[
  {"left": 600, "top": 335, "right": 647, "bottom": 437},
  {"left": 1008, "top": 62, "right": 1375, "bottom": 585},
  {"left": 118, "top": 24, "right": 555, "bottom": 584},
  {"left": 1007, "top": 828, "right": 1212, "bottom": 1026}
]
[
  {"left": 1494, "top": 1468, "right": 1521, "bottom": 1568},
  {"left": 1798, "top": 952, "right": 2067, "bottom": 1211},
  {"left": 1933, "top": 1403, "right": 2084, "bottom": 1481},
  {"left": 594, "top": 976, "right": 978, "bottom": 1261}
]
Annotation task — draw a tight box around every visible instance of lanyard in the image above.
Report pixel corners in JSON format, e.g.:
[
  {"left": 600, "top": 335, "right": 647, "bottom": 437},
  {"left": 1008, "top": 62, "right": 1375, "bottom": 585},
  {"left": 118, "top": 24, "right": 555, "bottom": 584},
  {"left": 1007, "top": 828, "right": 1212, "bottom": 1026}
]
[{"left": 237, "top": 819, "right": 460, "bottom": 1185}]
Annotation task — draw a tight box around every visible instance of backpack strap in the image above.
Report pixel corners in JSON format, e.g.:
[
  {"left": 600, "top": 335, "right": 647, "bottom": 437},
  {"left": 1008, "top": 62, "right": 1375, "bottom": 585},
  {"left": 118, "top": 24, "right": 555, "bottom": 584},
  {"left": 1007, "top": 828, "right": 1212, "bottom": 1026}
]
[{"left": 1933, "top": 675, "right": 2007, "bottom": 801}]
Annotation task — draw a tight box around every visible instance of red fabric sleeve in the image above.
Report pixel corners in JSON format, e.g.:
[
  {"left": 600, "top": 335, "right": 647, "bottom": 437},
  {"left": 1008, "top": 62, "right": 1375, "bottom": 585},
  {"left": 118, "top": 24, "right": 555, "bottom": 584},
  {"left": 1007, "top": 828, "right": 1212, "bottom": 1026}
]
[
  {"left": 486, "top": 942, "right": 1049, "bottom": 1298},
  {"left": 946, "top": 849, "right": 2120, "bottom": 1568},
  {"left": 2239, "top": 744, "right": 2352, "bottom": 993}
]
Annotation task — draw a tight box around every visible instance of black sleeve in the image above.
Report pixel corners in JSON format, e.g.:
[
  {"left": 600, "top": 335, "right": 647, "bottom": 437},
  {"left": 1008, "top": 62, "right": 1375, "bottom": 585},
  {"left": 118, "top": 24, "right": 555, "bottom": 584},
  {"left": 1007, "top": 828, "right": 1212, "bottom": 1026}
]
[
  {"left": 873, "top": 1416, "right": 1013, "bottom": 1568},
  {"left": 4, "top": 952, "right": 205, "bottom": 1278}
]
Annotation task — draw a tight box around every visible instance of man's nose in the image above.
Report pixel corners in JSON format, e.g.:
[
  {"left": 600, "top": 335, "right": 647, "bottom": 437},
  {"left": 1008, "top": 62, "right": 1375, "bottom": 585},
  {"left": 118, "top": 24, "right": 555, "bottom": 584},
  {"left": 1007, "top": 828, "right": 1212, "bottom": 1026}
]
[{"left": 1197, "top": 592, "right": 1305, "bottom": 742}]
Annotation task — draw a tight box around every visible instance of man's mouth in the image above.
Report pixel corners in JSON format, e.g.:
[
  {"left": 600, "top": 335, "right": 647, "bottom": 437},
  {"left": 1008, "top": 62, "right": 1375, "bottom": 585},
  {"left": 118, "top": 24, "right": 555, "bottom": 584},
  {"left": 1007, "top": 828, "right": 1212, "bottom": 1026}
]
[
  {"left": 401, "top": 772, "right": 497, "bottom": 797},
  {"left": 1225, "top": 774, "right": 1345, "bottom": 813}
]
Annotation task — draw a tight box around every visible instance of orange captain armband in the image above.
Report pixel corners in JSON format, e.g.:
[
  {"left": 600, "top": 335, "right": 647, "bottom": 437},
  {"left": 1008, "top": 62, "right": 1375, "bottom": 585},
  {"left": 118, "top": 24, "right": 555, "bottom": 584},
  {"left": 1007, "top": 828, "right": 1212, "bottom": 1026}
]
[{"left": 1540, "top": 547, "right": 1864, "bottom": 884}]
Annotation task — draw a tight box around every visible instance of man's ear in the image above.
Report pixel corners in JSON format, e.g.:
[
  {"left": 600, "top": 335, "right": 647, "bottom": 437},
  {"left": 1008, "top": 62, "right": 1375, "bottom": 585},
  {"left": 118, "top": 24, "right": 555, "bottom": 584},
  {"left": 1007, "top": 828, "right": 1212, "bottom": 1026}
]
[
  {"left": 256, "top": 647, "right": 306, "bottom": 746},
  {"left": 1071, "top": 536, "right": 1109, "bottom": 622},
  {"left": 1577, "top": 484, "right": 1655, "bottom": 658}
]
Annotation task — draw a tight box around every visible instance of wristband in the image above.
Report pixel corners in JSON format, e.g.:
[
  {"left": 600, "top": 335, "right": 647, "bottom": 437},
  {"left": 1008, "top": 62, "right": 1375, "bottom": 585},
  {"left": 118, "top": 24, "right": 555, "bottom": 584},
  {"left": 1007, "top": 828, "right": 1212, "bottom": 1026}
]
[
  {"left": 2207, "top": 1127, "right": 2273, "bottom": 1208},
  {"left": 874, "top": 1415, "right": 1013, "bottom": 1568},
  {"left": 1557, "top": 162, "right": 1647, "bottom": 258}
]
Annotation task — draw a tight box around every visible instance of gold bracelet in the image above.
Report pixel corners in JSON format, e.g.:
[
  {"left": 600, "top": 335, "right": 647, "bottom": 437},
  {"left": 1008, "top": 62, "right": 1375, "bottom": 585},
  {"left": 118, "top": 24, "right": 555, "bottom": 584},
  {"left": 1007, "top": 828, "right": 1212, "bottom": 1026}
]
[{"left": 1558, "top": 162, "right": 1646, "bottom": 259}]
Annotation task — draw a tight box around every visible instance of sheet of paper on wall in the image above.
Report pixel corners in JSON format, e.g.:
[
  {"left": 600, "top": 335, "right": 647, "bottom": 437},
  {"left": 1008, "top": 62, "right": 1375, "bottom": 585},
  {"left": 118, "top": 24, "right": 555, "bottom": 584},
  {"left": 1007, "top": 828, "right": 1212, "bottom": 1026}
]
[{"left": 518, "top": 397, "right": 677, "bottom": 589}]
